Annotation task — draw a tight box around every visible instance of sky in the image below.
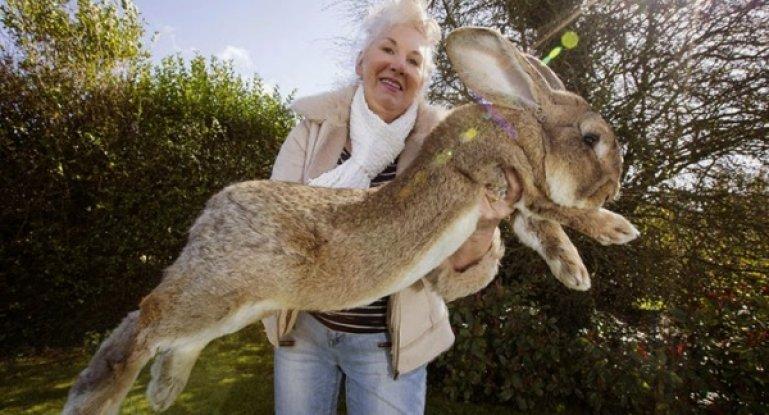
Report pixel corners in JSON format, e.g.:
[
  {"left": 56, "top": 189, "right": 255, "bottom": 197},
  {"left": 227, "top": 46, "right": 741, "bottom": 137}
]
[{"left": 133, "top": 0, "right": 360, "bottom": 97}]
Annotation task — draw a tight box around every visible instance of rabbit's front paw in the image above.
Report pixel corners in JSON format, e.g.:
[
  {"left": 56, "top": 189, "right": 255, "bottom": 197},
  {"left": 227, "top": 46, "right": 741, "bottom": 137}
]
[
  {"left": 548, "top": 248, "right": 591, "bottom": 291},
  {"left": 587, "top": 208, "right": 640, "bottom": 246},
  {"left": 513, "top": 214, "right": 592, "bottom": 291}
]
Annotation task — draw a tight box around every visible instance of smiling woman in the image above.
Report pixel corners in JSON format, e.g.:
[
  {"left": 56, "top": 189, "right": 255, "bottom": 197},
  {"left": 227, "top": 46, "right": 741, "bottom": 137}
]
[
  {"left": 356, "top": 25, "right": 429, "bottom": 122},
  {"left": 260, "top": 0, "right": 520, "bottom": 414}
]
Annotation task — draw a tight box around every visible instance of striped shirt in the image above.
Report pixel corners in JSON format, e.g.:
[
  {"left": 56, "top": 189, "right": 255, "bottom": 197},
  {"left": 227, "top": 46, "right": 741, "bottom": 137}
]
[{"left": 310, "top": 146, "right": 397, "bottom": 333}]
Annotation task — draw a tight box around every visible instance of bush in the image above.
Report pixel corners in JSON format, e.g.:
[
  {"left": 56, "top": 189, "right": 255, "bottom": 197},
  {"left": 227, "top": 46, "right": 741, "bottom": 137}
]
[
  {"left": 433, "top": 224, "right": 769, "bottom": 414},
  {"left": 0, "top": 51, "right": 294, "bottom": 351}
]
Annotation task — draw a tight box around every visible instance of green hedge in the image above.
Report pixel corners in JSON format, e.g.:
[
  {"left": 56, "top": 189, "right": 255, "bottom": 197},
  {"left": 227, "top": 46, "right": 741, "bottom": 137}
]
[
  {"left": 433, "top": 225, "right": 769, "bottom": 414},
  {"left": 0, "top": 55, "right": 294, "bottom": 351}
]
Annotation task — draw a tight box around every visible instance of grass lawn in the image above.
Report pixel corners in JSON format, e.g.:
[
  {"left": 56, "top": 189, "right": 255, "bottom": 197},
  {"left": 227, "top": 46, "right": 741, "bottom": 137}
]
[{"left": 0, "top": 329, "right": 515, "bottom": 414}]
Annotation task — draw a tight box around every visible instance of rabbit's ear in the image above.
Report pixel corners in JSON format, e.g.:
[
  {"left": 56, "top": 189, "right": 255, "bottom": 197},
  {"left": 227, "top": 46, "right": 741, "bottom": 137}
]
[
  {"left": 446, "top": 27, "right": 550, "bottom": 108},
  {"left": 523, "top": 54, "right": 566, "bottom": 91}
]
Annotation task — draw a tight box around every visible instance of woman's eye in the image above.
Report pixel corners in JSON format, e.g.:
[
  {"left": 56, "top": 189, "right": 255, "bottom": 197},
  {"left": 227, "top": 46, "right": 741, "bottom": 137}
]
[
  {"left": 381, "top": 46, "right": 394, "bottom": 54},
  {"left": 408, "top": 58, "right": 420, "bottom": 66}
]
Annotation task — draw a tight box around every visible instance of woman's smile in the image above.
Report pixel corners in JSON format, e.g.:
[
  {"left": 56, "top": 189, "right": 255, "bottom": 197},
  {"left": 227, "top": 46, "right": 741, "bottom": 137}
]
[{"left": 379, "top": 76, "right": 403, "bottom": 93}]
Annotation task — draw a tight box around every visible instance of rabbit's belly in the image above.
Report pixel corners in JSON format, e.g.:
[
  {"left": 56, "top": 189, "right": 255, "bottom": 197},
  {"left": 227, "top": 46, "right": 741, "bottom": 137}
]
[
  {"left": 388, "top": 203, "right": 482, "bottom": 295},
  {"left": 164, "top": 299, "right": 281, "bottom": 350}
]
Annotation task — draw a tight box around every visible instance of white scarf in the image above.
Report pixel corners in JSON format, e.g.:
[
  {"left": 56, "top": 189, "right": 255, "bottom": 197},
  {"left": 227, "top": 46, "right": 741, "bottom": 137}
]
[{"left": 308, "top": 85, "right": 418, "bottom": 189}]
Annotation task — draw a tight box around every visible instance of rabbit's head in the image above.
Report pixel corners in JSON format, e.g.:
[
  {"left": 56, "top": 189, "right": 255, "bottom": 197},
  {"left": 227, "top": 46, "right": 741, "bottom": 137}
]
[{"left": 446, "top": 27, "right": 623, "bottom": 210}]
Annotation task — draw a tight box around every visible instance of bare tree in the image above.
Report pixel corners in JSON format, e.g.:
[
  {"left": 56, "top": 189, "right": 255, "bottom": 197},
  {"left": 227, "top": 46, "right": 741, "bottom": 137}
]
[{"left": 427, "top": 0, "right": 768, "bottom": 310}]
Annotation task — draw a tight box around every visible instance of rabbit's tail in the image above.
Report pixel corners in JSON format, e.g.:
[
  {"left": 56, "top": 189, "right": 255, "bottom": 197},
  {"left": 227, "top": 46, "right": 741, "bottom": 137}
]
[
  {"left": 146, "top": 341, "right": 206, "bottom": 411},
  {"left": 63, "top": 310, "right": 155, "bottom": 415}
]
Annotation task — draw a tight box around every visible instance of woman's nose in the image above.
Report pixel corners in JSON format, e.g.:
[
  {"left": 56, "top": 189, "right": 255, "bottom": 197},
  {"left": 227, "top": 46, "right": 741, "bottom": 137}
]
[{"left": 388, "top": 56, "right": 406, "bottom": 74}]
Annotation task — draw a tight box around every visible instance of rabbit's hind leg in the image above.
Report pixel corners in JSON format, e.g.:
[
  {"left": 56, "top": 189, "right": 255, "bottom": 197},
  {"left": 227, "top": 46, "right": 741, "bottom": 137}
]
[
  {"left": 63, "top": 310, "right": 158, "bottom": 415},
  {"left": 147, "top": 341, "right": 205, "bottom": 412},
  {"left": 145, "top": 299, "right": 278, "bottom": 412}
]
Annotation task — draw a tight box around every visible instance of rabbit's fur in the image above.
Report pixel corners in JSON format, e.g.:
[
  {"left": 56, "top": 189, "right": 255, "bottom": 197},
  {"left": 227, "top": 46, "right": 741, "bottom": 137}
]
[{"left": 63, "top": 27, "right": 638, "bottom": 414}]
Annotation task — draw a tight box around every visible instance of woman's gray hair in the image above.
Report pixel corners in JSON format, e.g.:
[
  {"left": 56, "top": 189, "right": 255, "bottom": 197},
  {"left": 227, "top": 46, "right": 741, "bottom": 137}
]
[{"left": 357, "top": 0, "right": 441, "bottom": 81}]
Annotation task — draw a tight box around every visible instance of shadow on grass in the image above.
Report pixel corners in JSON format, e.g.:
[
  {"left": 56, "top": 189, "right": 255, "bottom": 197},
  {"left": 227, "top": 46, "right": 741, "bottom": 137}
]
[{"left": 1, "top": 329, "right": 516, "bottom": 414}]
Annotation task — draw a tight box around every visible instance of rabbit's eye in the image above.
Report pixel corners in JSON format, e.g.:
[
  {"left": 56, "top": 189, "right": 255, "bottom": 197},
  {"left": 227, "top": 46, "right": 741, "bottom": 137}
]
[{"left": 582, "top": 133, "right": 600, "bottom": 147}]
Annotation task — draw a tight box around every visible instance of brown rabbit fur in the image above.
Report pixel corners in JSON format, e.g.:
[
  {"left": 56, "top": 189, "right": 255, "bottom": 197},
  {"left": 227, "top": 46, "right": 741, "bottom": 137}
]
[{"left": 62, "top": 27, "right": 638, "bottom": 414}]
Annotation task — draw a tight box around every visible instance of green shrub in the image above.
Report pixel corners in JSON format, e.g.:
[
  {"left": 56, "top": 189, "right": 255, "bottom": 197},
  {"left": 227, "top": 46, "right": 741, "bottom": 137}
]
[
  {"left": 433, "top": 226, "right": 769, "bottom": 414},
  {"left": 0, "top": 51, "right": 294, "bottom": 351}
]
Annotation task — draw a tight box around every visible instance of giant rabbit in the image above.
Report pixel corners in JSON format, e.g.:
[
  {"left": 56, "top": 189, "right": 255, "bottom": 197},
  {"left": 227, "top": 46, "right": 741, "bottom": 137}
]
[{"left": 63, "top": 27, "right": 638, "bottom": 414}]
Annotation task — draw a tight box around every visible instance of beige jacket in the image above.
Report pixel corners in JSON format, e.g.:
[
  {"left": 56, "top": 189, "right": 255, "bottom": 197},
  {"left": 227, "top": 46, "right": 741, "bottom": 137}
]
[{"left": 261, "top": 84, "right": 505, "bottom": 376}]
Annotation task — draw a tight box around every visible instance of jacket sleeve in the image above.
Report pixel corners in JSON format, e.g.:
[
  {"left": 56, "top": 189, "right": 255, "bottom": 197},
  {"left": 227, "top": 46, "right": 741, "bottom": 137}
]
[
  {"left": 424, "top": 227, "right": 505, "bottom": 303},
  {"left": 262, "top": 119, "right": 312, "bottom": 347},
  {"left": 270, "top": 119, "right": 311, "bottom": 183}
]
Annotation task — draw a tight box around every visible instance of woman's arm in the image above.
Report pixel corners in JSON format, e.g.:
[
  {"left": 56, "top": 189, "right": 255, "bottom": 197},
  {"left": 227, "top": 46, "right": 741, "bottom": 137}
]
[
  {"left": 262, "top": 119, "right": 314, "bottom": 345},
  {"left": 270, "top": 119, "right": 311, "bottom": 183},
  {"left": 425, "top": 227, "right": 505, "bottom": 302},
  {"left": 449, "top": 223, "right": 499, "bottom": 271},
  {"left": 449, "top": 167, "right": 520, "bottom": 271},
  {"left": 426, "top": 168, "right": 521, "bottom": 302}
]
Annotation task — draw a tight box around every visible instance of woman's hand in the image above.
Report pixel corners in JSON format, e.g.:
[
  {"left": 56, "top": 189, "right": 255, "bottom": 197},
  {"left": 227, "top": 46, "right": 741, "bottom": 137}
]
[
  {"left": 477, "top": 167, "right": 522, "bottom": 231},
  {"left": 450, "top": 168, "right": 522, "bottom": 271}
]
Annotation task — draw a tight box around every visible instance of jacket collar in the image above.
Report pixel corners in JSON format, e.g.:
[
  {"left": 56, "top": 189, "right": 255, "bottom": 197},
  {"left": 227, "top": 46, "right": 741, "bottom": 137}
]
[
  {"left": 291, "top": 83, "right": 447, "bottom": 179},
  {"left": 290, "top": 83, "right": 441, "bottom": 130},
  {"left": 291, "top": 84, "right": 358, "bottom": 126}
]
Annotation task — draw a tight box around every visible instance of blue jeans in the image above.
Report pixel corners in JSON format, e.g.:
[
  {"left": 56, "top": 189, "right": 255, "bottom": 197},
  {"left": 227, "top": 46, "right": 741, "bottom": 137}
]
[{"left": 274, "top": 312, "right": 427, "bottom": 414}]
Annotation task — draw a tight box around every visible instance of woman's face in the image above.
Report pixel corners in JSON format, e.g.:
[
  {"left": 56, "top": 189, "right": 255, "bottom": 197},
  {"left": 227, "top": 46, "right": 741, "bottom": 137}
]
[{"left": 356, "top": 24, "right": 429, "bottom": 123}]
